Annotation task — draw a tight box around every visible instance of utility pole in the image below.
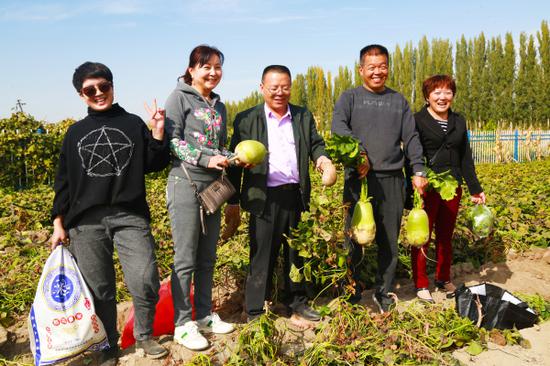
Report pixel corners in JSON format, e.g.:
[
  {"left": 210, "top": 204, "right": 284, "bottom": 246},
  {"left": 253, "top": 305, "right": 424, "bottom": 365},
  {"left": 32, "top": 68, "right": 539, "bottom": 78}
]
[{"left": 12, "top": 99, "right": 26, "bottom": 113}]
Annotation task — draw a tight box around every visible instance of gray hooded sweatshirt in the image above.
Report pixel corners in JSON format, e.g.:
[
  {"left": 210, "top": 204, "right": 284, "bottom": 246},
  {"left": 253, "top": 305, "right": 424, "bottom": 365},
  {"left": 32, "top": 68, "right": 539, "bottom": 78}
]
[{"left": 165, "top": 80, "right": 230, "bottom": 181}]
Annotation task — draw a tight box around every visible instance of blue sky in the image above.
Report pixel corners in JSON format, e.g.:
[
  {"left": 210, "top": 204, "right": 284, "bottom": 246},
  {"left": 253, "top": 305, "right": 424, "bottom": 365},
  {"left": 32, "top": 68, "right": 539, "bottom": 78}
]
[{"left": 1, "top": 0, "right": 548, "bottom": 123}]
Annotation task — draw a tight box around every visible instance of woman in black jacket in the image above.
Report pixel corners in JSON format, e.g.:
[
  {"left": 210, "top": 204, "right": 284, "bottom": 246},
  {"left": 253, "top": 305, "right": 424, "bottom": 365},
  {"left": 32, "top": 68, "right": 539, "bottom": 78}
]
[{"left": 412, "top": 75, "right": 486, "bottom": 303}]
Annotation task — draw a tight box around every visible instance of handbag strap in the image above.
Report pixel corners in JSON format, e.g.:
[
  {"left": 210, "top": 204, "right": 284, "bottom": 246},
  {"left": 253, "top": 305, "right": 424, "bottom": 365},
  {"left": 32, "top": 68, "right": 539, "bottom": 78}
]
[
  {"left": 429, "top": 136, "right": 447, "bottom": 166},
  {"left": 179, "top": 162, "right": 228, "bottom": 236},
  {"left": 179, "top": 162, "right": 200, "bottom": 197},
  {"left": 180, "top": 162, "right": 228, "bottom": 190},
  {"left": 179, "top": 162, "right": 208, "bottom": 235}
]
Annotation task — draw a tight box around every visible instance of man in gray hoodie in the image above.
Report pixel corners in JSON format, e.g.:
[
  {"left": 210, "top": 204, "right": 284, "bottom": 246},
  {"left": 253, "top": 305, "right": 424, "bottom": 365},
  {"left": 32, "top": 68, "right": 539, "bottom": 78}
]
[{"left": 331, "top": 44, "right": 428, "bottom": 312}]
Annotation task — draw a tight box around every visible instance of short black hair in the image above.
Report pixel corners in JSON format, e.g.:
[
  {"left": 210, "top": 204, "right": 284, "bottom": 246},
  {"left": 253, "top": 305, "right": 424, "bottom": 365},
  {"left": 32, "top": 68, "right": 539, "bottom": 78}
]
[
  {"left": 359, "top": 44, "right": 389, "bottom": 64},
  {"left": 72, "top": 62, "right": 113, "bottom": 92},
  {"left": 262, "top": 65, "right": 291, "bottom": 82}
]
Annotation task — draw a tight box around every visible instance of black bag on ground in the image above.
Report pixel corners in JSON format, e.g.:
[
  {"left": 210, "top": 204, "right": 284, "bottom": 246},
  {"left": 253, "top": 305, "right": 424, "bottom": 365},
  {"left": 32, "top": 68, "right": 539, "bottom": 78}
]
[{"left": 455, "top": 282, "right": 538, "bottom": 330}]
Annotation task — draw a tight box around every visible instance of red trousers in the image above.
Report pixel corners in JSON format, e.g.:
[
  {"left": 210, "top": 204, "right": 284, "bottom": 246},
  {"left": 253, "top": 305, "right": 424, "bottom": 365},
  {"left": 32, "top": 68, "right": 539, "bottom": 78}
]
[{"left": 411, "top": 186, "right": 462, "bottom": 289}]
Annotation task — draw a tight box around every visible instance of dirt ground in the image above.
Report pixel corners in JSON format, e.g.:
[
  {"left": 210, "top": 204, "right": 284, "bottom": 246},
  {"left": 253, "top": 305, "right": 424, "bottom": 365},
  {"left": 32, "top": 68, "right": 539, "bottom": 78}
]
[{"left": 1, "top": 247, "right": 549, "bottom": 365}]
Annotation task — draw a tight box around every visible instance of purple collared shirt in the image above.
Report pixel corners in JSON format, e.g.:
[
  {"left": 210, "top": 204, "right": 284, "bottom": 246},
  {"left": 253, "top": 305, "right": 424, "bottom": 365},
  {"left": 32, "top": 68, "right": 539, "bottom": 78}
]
[{"left": 265, "top": 104, "right": 300, "bottom": 187}]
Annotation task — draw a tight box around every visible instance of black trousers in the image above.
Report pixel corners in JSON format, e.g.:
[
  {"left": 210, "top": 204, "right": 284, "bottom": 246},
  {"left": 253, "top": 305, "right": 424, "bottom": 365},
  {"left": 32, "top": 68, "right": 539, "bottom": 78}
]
[
  {"left": 245, "top": 185, "right": 307, "bottom": 316},
  {"left": 344, "top": 171, "right": 405, "bottom": 296}
]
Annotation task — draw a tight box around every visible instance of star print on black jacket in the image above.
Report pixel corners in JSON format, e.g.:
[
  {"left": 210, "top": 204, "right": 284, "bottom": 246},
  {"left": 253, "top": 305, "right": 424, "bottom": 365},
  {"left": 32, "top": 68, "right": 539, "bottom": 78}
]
[
  {"left": 51, "top": 104, "right": 170, "bottom": 229},
  {"left": 78, "top": 126, "right": 134, "bottom": 177}
]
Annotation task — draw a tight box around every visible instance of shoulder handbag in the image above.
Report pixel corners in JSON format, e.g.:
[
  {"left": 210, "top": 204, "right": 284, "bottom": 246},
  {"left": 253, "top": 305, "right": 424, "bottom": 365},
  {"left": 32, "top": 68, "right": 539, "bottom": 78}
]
[{"left": 180, "top": 162, "right": 236, "bottom": 234}]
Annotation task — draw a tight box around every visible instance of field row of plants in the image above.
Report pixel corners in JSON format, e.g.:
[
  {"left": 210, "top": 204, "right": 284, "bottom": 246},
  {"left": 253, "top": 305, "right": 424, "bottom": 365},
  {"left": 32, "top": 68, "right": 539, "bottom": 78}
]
[
  {"left": 0, "top": 159, "right": 548, "bottom": 364},
  {"left": 206, "top": 298, "right": 543, "bottom": 365}
]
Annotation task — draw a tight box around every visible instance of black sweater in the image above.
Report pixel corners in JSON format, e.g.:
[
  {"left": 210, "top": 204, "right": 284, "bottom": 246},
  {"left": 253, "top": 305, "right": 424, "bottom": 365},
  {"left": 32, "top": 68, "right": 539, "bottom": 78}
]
[
  {"left": 414, "top": 106, "right": 482, "bottom": 195},
  {"left": 331, "top": 86, "right": 425, "bottom": 175},
  {"left": 51, "top": 104, "right": 170, "bottom": 228}
]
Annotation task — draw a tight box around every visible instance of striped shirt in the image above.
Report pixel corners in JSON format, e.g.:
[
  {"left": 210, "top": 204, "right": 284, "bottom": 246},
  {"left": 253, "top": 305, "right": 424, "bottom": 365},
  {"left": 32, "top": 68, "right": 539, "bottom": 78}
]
[{"left": 436, "top": 119, "right": 448, "bottom": 133}]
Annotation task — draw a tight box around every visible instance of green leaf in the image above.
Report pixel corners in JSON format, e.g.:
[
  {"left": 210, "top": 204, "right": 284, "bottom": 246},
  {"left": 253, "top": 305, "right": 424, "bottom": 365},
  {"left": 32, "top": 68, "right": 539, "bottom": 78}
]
[
  {"left": 465, "top": 341, "right": 483, "bottom": 356},
  {"left": 427, "top": 169, "right": 458, "bottom": 200},
  {"left": 289, "top": 263, "right": 303, "bottom": 283},
  {"left": 325, "top": 134, "right": 364, "bottom": 167},
  {"left": 303, "top": 263, "right": 312, "bottom": 282},
  {"left": 299, "top": 249, "right": 312, "bottom": 258}
]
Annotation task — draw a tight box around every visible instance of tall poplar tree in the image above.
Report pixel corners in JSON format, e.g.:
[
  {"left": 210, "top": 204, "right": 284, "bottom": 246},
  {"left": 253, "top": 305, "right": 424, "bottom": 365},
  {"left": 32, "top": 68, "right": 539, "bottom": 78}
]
[
  {"left": 388, "top": 44, "right": 403, "bottom": 90},
  {"left": 225, "top": 91, "right": 263, "bottom": 133},
  {"left": 305, "top": 66, "right": 330, "bottom": 129},
  {"left": 333, "top": 66, "right": 353, "bottom": 103},
  {"left": 454, "top": 35, "right": 471, "bottom": 115},
  {"left": 469, "top": 33, "right": 488, "bottom": 123},
  {"left": 414, "top": 36, "right": 431, "bottom": 110},
  {"left": 401, "top": 42, "right": 415, "bottom": 105},
  {"left": 290, "top": 74, "right": 307, "bottom": 107},
  {"left": 430, "top": 38, "right": 453, "bottom": 75},
  {"left": 501, "top": 33, "right": 516, "bottom": 122},
  {"left": 324, "top": 71, "right": 334, "bottom": 131},
  {"left": 486, "top": 36, "right": 505, "bottom": 123},
  {"left": 353, "top": 61, "right": 363, "bottom": 87},
  {"left": 305, "top": 67, "right": 317, "bottom": 110},
  {"left": 515, "top": 33, "right": 540, "bottom": 124},
  {"left": 537, "top": 20, "right": 550, "bottom": 122}
]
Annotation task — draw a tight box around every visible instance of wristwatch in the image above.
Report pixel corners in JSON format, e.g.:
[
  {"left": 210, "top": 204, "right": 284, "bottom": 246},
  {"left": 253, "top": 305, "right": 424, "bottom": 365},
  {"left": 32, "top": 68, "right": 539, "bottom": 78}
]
[{"left": 414, "top": 171, "right": 427, "bottom": 178}]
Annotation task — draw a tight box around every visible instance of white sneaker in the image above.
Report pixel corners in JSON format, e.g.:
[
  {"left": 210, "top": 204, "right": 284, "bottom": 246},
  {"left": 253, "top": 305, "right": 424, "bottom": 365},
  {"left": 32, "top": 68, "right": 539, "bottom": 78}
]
[
  {"left": 174, "top": 321, "right": 209, "bottom": 351},
  {"left": 196, "top": 312, "right": 235, "bottom": 334}
]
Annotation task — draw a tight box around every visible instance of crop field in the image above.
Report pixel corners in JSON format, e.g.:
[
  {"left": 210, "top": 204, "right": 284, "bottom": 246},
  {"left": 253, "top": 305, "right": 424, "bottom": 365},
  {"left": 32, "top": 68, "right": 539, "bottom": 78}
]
[{"left": 0, "top": 159, "right": 548, "bottom": 365}]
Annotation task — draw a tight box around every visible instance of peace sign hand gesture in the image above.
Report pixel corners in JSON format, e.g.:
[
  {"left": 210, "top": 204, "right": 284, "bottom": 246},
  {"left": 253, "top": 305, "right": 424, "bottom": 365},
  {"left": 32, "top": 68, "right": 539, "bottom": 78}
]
[{"left": 144, "top": 99, "right": 165, "bottom": 141}]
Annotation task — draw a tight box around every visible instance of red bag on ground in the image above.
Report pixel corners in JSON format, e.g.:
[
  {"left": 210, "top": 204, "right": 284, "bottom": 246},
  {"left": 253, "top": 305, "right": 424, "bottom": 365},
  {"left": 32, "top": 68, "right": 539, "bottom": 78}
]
[{"left": 120, "top": 280, "right": 195, "bottom": 349}]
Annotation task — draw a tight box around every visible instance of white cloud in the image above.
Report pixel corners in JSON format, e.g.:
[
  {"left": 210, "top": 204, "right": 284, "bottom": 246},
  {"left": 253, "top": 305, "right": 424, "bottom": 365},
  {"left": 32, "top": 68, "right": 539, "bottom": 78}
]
[
  {"left": 0, "top": 0, "right": 152, "bottom": 22},
  {"left": 230, "top": 14, "right": 319, "bottom": 24},
  {"left": 185, "top": 0, "right": 245, "bottom": 12},
  {"left": 1, "top": 3, "right": 76, "bottom": 21},
  {"left": 99, "top": 0, "right": 146, "bottom": 15}
]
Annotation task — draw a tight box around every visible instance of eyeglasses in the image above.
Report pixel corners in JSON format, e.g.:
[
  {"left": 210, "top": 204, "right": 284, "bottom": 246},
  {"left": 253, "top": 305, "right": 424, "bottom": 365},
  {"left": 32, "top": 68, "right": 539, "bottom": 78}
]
[
  {"left": 431, "top": 90, "right": 454, "bottom": 98},
  {"left": 80, "top": 81, "right": 112, "bottom": 98},
  {"left": 264, "top": 85, "right": 291, "bottom": 95}
]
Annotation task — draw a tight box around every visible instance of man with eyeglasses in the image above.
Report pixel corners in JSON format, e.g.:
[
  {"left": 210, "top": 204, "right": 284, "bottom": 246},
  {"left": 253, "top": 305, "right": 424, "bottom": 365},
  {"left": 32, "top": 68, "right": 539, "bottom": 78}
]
[
  {"left": 225, "top": 65, "right": 334, "bottom": 324},
  {"left": 331, "top": 45, "right": 428, "bottom": 313},
  {"left": 50, "top": 62, "right": 170, "bottom": 365}
]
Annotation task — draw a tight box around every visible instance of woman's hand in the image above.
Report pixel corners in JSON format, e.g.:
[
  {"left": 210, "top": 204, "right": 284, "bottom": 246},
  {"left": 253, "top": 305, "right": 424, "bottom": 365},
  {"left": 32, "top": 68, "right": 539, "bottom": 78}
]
[
  {"left": 230, "top": 157, "right": 255, "bottom": 169},
  {"left": 208, "top": 155, "right": 229, "bottom": 170},
  {"left": 50, "top": 216, "right": 68, "bottom": 251},
  {"left": 412, "top": 176, "right": 429, "bottom": 195},
  {"left": 357, "top": 152, "right": 370, "bottom": 179},
  {"left": 471, "top": 192, "right": 486, "bottom": 205},
  {"left": 144, "top": 99, "right": 165, "bottom": 141}
]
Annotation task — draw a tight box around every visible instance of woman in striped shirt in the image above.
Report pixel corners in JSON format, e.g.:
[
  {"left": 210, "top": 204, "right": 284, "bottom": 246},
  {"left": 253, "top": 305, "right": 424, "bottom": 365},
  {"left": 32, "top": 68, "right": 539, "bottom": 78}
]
[{"left": 411, "top": 74, "right": 486, "bottom": 303}]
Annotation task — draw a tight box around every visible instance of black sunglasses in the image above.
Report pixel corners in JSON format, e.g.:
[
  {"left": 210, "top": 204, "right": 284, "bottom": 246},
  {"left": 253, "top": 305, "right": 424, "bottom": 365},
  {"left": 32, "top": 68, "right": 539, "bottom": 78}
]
[{"left": 80, "top": 81, "right": 112, "bottom": 98}]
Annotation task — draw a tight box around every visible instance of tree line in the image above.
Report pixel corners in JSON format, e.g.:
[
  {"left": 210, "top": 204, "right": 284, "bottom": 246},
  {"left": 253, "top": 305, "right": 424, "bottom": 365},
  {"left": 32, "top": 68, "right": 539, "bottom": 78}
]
[{"left": 226, "top": 20, "right": 550, "bottom": 131}]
